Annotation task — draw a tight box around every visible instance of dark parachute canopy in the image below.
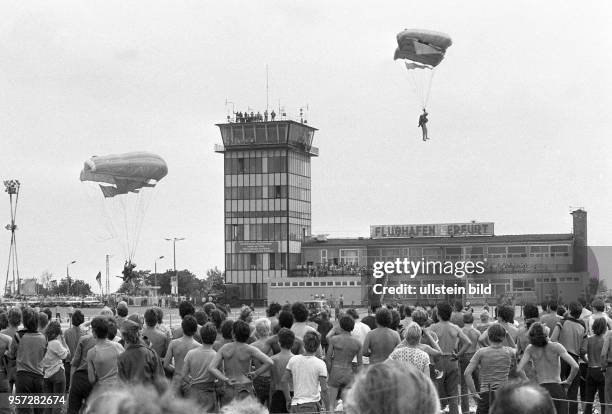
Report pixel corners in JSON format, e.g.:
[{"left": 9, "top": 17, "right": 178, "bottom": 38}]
[
  {"left": 394, "top": 29, "right": 452, "bottom": 108},
  {"left": 80, "top": 151, "right": 168, "bottom": 263},
  {"left": 394, "top": 29, "right": 452, "bottom": 68}
]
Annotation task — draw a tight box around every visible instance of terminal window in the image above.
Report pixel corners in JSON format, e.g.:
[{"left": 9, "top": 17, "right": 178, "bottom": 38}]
[
  {"left": 487, "top": 246, "right": 507, "bottom": 258},
  {"left": 423, "top": 247, "right": 442, "bottom": 261},
  {"left": 513, "top": 279, "right": 535, "bottom": 291},
  {"left": 530, "top": 246, "right": 550, "bottom": 257},
  {"left": 445, "top": 247, "right": 462, "bottom": 260},
  {"left": 508, "top": 246, "right": 528, "bottom": 258},
  {"left": 340, "top": 249, "right": 359, "bottom": 265},
  {"left": 551, "top": 245, "right": 570, "bottom": 257},
  {"left": 465, "top": 246, "right": 484, "bottom": 259}
]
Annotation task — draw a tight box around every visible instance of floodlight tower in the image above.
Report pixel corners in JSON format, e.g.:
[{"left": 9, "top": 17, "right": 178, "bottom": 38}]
[{"left": 4, "top": 180, "right": 21, "bottom": 296}]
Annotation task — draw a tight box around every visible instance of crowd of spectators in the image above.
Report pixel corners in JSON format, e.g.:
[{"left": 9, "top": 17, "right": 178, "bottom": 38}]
[{"left": 0, "top": 297, "right": 610, "bottom": 413}]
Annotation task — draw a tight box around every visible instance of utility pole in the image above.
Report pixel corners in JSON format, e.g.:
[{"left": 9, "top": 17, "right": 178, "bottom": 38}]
[
  {"left": 164, "top": 238, "right": 185, "bottom": 297},
  {"left": 105, "top": 254, "right": 112, "bottom": 298},
  {"left": 66, "top": 260, "right": 76, "bottom": 296},
  {"left": 154, "top": 255, "right": 164, "bottom": 290}
]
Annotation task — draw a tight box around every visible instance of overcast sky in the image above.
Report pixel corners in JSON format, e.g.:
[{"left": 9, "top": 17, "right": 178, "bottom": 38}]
[{"left": 1, "top": 1, "right": 611, "bottom": 292}]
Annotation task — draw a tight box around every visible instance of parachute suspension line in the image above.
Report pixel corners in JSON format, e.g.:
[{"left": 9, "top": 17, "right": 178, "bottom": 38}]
[
  {"left": 129, "top": 192, "right": 144, "bottom": 262},
  {"left": 129, "top": 193, "right": 143, "bottom": 261},
  {"left": 406, "top": 70, "right": 424, "bottom": 108},
  {"left": 406, "top": 68, "right": 433, "bottom": 109},
  {"left": 102, "top": 196, "right": 127, "bottom": 258},
  {"left": 130, "top": 188, "right": 152, "bottom": 262},
  {"left": 423, "top": 69, "right": 436, "bottom": 109},
  {"left": 119, "top": 197, "right": 133, "bottom": 263}
]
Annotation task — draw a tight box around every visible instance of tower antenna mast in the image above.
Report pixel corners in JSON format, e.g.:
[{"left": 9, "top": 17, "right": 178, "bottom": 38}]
[{"left": 266, "top": 64, "right": 269, "bottom": 113}]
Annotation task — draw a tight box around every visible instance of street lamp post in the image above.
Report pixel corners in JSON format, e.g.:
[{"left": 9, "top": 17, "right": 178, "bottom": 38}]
[
  {"left": 66, "top": 260, "right": 76, "bottom": 296},
  {"left": 164, "top": 238, "right": 185, "bottom": 297},
  {"left": 154, "top": 255, "right": 164, "bottom": 289}
]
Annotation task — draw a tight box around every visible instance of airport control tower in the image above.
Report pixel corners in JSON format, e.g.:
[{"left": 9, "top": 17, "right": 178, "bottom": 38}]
[{"left": 215, "top": 111, "right": 318, "bottom": 305}]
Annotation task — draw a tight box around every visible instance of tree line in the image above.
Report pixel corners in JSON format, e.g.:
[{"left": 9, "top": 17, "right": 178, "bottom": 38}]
[{"left": 34, "top": 267, "right": 225, "bottom": 298}]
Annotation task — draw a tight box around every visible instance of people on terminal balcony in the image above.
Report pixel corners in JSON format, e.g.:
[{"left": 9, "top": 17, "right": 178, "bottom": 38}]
[{"left": 304, "top": 262, "right": 368, "bottom": 277}]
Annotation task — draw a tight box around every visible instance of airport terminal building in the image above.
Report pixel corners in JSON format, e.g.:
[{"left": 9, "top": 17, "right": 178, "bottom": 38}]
[
  {"left": 215, "top": 117, "right": 590, "bottom": 306},
  {"left": 280, "top": 210, "right": 589, "bottom": 306}
]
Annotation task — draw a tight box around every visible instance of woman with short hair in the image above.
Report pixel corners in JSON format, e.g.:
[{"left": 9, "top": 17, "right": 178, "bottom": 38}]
[
  {"left": 8, "top": 306, "right": 47, "bottom": 409},
  {"left": 345, "top": 362, "right": 439, "bottom": 414},
  {"left": 386, "top": 323, "right": 431, "bottom": 374},
  {"left": 41, "top": 321, "right": 70, "bottom": 414}
]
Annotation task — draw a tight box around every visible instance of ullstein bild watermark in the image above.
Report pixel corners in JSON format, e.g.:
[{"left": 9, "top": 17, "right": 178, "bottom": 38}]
[{"left": 371, "top": 258, "right": 492, "bottom": 296}]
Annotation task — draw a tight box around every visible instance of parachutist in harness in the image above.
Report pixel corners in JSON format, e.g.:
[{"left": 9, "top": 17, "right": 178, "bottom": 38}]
[
  {"left": 122, "top": 261, "right": 137, "bottom": 282},
  {"left": 418, "top": 108, "right": 429, "bottom": 141}
]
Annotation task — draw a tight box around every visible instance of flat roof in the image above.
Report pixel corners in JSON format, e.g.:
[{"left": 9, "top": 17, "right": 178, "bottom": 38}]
[
  {"left": 216, "top": 119, "right": 318, "bottom": 131},
  {"left": 303, "top": 233, "right": 574, "bottom": 247}
]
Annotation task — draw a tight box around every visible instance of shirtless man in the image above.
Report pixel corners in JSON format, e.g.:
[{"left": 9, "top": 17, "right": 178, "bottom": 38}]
[
  {"left": 461, "top": 312, "right": 482, "bottom": 414},
  {"left": 163, "top": 315, "right": 200, "bottom": 387},
  {"left": 429, "top": 302, "right": 472, "bottom": 414},
  {"left": 362, "top": 308, "right": 401, "bottom": 364},
  {"left": 518, "top": 322, "right": 578, "bottom": 414},
  {"left": 208, "top": 320, "right": 273, "bottom": 406},
  {"left": 326, "top": 315, "right": 362, "bottom": 410}
]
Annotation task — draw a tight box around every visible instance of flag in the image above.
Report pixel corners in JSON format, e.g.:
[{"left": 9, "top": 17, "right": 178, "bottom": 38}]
[{"left": 96, "top": 271, "right": 102, "bottom": 288}]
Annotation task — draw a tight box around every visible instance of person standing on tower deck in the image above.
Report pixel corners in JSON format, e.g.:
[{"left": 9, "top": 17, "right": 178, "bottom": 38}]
[{"left": 418, "top": 108, "right": 429, "bottom": 141}]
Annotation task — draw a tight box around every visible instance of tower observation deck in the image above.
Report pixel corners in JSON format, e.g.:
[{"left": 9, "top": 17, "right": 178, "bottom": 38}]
[{"left": 215, "top": 115, "right": 318, "bottom": 305}]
